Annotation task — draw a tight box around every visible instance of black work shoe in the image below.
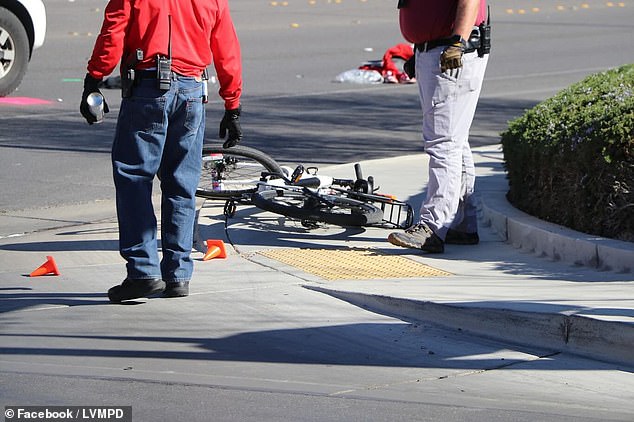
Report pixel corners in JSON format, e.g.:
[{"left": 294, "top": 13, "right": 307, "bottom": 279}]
[
  {"left": 163, "top": 282, "right": 189, "bottom": 298},
  {"left": 388, "top": 223, "right": 444, "bottom": 253},
  {"left": 445, "top": 229, "right": 480, "bottom": 245},
  {"left": 108, "top": 278, "right": 165, "bottom": 303}
]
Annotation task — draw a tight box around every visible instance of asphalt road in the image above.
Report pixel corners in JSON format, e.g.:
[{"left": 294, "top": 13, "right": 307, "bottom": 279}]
[
  {"left": 0, "top": 1, "right": 633, "bottom": 420},
  {"left": 1, "top": 0, "right": 632, "bottom": 212}
]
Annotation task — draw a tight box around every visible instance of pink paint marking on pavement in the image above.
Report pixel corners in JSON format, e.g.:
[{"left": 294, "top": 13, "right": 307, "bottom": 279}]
[{"left": 0, "top": 97, "right": 53, "bottom": 105}]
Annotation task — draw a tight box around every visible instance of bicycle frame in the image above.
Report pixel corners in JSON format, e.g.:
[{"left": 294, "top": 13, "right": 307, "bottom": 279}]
[{"left": 196, "top": 145, "right": 413, "bottom": 229}]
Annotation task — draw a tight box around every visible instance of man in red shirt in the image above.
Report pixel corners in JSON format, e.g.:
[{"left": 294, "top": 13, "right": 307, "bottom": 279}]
[
  {"left": 388, "top": 0, "right": 489, "bottom": 253},
  {"left": 80, "top": 0, "right": 243, "bottom": 303}
]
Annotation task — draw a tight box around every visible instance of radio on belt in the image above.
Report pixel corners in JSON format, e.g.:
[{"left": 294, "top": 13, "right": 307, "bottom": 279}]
[{"left": 157, "top": 15, "right": 173, "bottom": 90}]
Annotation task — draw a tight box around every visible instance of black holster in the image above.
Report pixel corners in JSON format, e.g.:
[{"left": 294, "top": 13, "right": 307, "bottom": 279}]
[
  {"left": 121, "top": 68, "right": 135, "bottom": 98},
  {"left": 121, "top": 48, "right": 144, "bottom": 98},
  {"left": 477, "top": 21, "right": 491, "bottom": 57}
]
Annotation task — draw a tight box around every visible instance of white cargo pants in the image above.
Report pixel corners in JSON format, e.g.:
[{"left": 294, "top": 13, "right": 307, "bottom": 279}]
[{"left": 414, "top": 47, "right": 488, "bottom": 239}]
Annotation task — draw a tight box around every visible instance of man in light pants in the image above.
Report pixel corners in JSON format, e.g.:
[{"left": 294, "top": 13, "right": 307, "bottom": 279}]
[{"left": 388, "top": 0, "right": 490, "bottom": 253}]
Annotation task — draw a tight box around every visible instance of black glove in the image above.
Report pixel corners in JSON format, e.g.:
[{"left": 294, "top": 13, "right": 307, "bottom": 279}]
[
  {"left": 219, "top": 105, "right": 242, "bottom": 148},
  {"left": 80, "top": 73, "right": 109, "bottom": 125}
]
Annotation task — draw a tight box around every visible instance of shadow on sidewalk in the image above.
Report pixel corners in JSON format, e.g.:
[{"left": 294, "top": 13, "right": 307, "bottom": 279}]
[
  {"left": 0, "top": 288, "right": 110, "bottom": 311},
  {"left": 0, "top": 239, "right": 119, "bottom": 253},
  {"left": 1, "top": 323, "right": 623, "bottom": 371},
  {"left": 197, "top": 201, "right": 634, "bottom": 284}
]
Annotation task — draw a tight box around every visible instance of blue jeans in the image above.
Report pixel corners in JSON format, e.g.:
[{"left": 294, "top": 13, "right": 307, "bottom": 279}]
[{"left": 112, "top": 74, "right": 204, "bottom": 283}]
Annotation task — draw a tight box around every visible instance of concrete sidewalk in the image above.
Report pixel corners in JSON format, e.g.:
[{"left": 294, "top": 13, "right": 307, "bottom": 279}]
[
  {"left": 1, "top": 145, "right": 633, "bottom": 371},
  {"left": 192, "top": 145, "right": 634, "bottom": 367}
]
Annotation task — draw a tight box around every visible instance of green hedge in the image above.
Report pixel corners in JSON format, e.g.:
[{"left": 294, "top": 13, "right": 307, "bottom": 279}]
[{"left": 501, "top": 64, "right": 634, "bottom": 242}]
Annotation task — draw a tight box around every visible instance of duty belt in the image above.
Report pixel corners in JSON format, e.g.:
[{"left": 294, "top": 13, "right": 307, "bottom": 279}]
[
  {"left": 415, "top": 30, "right": 480, "bottom": 54},
  {"left": 135, "top": 70, "right": 202, "bottom": 82},
  {"left": 135, "top": 69, "right": 168, "bottom": 80}
]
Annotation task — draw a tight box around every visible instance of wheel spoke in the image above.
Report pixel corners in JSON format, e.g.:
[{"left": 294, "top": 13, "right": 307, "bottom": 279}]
[
  {"left": 0, "top": 30, "right": 10, "bottom": 46},
  {"left": 196, "top": 145, "right": 282, "bottom": 199},
  {"left": 2, "top": 48, "right": 14, "bottom": 61}
]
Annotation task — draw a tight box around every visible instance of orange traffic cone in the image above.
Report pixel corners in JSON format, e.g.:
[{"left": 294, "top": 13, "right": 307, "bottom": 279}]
[
  {"left": 203, "top": 239, "right": 227, "bottom": 260},
  {"left": 30, "top": 256, "right": 60, "bottom": 277}
]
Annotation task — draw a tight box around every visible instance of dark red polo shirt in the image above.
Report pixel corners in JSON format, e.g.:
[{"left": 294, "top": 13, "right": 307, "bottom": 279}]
[{"left": 399, "top": 0, "right": 487, "bottom": 44}]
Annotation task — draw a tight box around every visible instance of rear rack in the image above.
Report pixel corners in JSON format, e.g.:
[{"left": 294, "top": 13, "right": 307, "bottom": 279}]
[{"left": 342, "top": 190, "right": 414, "bottom": 229}]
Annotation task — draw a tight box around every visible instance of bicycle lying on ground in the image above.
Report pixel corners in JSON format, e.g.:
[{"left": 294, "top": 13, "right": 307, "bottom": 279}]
[{"left": 196, "top": 144, "right": 413, "bottom": 229}]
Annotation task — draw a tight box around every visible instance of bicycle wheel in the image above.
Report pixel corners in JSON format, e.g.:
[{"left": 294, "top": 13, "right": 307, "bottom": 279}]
[
  {"left": 196, "top": 145, "right": 284, "bottom": 200},
  {"left": 252, "top": 188, "right": 384, "bottom": 227}
]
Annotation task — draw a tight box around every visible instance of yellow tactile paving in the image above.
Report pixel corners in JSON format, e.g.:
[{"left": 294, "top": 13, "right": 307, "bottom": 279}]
[{"left": 258, "top": 248, "right": 452, "bottom": 281}]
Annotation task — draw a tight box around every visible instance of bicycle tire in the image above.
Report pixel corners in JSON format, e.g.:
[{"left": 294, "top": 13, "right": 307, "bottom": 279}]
[
  {"left": 196, "top": 145, "right": 283, "bottom": 200},
  {"left": 252, "top": 188, "right": 384, "bottom": 227}
]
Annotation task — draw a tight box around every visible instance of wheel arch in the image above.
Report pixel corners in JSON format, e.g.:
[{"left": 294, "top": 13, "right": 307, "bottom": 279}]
[{"left": 0, "top": 0, "right": 38, "bottom": 57}]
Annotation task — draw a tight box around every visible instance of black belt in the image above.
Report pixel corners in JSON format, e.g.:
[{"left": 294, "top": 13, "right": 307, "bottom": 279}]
[
  {"left": 135, "top": 70, "right": 202, "bottom": 81},
  {"left": 135, "top": 69, "right": 161, "bottom": 80},
  {"left": 415, "top": 31, "right": 480, "bottom": 53},
  {"left": 415, "top": 38, "right": 455, "bottom": 52}
]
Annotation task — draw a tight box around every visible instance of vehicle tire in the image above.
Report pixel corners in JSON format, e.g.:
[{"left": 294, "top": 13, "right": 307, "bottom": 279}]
[
  {"left": 0, "top": 7, "right": 30, "bottom": 97},
  {"left": 252, "top": 188, "right": 383, "bottom": 227},
  {"left": 196, "top": 144, "right": 283, "bottom": 200}
]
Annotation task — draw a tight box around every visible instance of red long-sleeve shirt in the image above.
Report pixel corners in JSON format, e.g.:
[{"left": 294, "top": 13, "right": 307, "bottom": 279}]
[{"left": 87, "top": 0, "right": 242, "bottom": 109}]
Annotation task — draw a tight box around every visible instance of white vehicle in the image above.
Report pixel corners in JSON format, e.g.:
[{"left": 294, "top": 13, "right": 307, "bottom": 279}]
[{"left": 0, "top": 0, "right": 46, "bottom": 96}]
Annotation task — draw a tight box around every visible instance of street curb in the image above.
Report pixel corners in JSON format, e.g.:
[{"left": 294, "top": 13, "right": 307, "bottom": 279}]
[
  {"left": 304, "top": 285, "right": 634, "bottom": 368},
  {"left": 477, "top": 187, "right": 634, "bottom": 274}
]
